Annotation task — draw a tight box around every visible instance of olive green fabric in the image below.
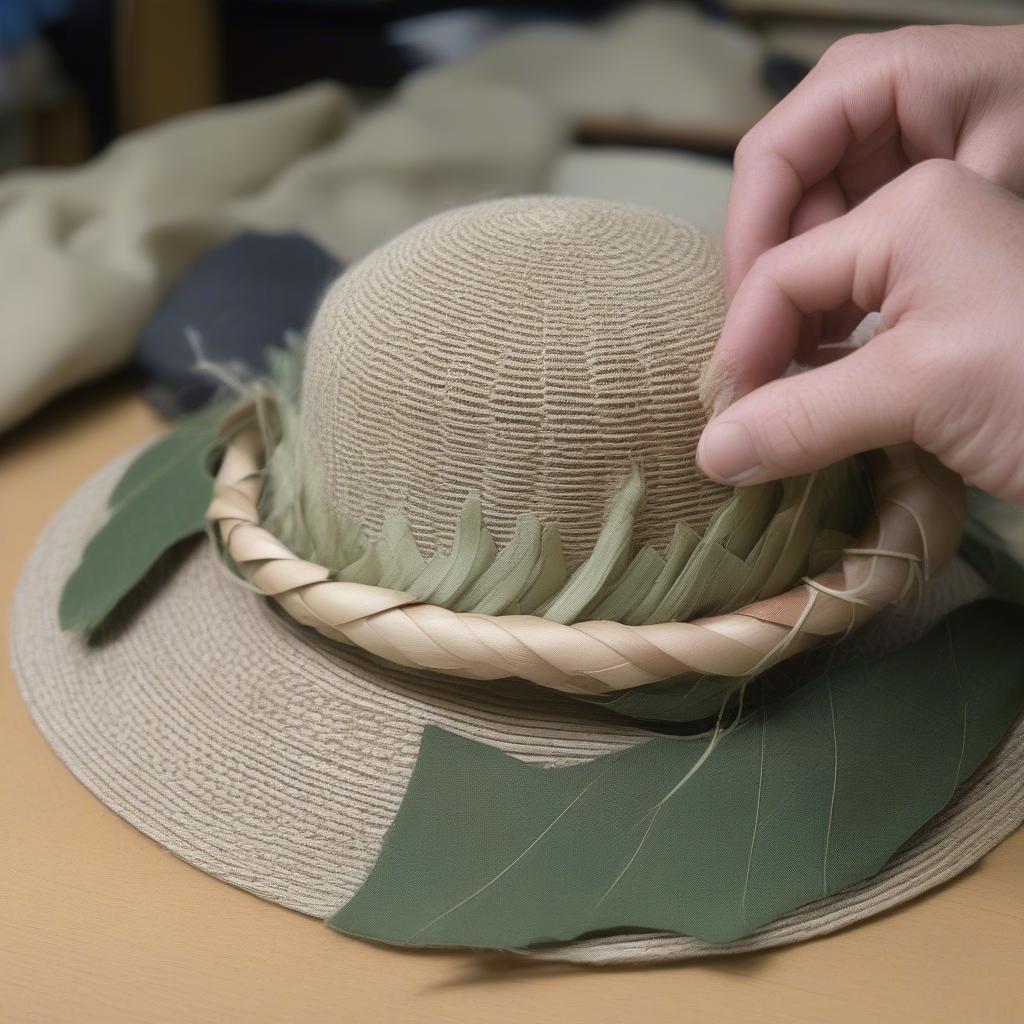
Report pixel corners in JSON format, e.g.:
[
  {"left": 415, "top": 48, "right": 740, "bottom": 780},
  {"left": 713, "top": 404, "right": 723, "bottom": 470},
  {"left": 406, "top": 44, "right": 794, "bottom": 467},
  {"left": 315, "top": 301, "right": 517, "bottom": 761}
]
[{"left": 329, "top": 599, "right": 1024, "bottom": 948}]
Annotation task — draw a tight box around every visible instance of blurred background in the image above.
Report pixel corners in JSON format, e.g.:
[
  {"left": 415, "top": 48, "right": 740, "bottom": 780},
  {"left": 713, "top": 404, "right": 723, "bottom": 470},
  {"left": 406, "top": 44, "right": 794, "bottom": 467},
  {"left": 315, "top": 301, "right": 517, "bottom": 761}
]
[
  {"left": 1, "top": 0, "right": 1022, "bottom": 429},
  {"left": 8, "top": 0, "right": 1024, "bottom": 168}
]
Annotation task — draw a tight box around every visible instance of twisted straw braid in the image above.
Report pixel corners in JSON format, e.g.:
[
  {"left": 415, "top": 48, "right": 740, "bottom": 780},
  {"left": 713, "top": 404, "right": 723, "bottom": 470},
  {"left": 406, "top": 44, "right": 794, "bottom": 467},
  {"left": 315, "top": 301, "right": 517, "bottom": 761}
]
[{"left": 207, "top": 416, "right": 965, "bottom": 696}]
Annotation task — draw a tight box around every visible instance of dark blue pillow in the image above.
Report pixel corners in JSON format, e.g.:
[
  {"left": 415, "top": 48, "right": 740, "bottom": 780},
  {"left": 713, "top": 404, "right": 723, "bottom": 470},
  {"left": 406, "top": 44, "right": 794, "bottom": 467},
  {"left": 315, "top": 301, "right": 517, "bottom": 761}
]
[{"left": 137, "top": 231, "right": 340, "bottom": 416}]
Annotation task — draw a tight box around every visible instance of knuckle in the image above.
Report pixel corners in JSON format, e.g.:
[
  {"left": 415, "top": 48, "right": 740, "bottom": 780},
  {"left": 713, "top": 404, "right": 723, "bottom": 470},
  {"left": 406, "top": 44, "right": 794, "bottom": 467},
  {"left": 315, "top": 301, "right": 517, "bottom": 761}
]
[
  {"left": 886, "top": 161, "right": 979, "bottom": 238},
  {"left": 891, "top": 23, "right": 960, "bottom": 54},
  {"left": 820, "top": 32, "right": 872, "bottom": 64},
  {"left": 748, "top": 247, "right": 777, "bottom": 281},
  {"left": 746, "top": 238, "right": 806, "bottom": 298},
  {"left": 749, "top": 244, "right": 789, "bottom": 284},
  {"left": 887, "top": 24, "right": 932, "bottom": 48},
  {"left": 819, "top": 25, "right": 936, "bottom": 70},
  {"left": 901, "top": 158, "right": 972, "bottom": 200},
  {"left": 733, "top": 127, "right": 765, "bottom": 169}
]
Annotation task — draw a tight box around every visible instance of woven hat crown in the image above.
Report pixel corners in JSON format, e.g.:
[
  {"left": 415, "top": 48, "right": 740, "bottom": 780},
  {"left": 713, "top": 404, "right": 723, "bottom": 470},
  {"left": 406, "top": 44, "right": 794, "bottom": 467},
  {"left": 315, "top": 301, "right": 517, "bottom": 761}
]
[{"left": 302, "top": 196, "right": 730, "bottom": 563}]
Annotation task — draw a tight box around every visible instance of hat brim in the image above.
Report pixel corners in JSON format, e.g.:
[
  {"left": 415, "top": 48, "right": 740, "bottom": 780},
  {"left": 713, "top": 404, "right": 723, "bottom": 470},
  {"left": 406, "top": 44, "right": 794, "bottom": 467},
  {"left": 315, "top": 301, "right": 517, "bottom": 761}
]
[{"left": 11, "top": 451, "right": 1024, "bottom": 964}]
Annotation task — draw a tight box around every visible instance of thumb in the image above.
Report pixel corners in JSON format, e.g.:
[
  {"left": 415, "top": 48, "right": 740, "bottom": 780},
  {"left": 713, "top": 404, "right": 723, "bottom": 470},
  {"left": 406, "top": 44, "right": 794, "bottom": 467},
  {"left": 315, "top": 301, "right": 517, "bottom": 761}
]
[{"left": 696, "top": 331, "right": 917, "bottom": 484}]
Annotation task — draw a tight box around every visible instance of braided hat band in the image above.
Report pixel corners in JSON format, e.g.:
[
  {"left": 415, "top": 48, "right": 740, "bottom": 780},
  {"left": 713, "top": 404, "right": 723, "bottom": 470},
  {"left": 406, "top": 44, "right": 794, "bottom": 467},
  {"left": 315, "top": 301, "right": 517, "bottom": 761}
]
[{"left": 208, "top": 410, "right": 966, "bottom": 696}]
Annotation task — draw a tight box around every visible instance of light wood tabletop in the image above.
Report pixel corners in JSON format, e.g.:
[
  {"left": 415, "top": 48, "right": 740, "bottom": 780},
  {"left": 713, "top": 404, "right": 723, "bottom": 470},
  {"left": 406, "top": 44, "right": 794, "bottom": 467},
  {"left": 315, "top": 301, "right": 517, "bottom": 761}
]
[{"left": 2, "top": 378, "right": 1022, "bottom": 1024}]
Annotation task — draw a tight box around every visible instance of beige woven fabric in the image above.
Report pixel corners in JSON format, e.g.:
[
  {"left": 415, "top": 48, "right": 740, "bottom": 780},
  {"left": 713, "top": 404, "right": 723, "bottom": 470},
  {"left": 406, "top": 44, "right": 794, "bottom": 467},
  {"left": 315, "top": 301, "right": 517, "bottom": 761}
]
[
  {"left": 303, "top": 197, "right": 731, "bottom": 562},
  {"left": 12, "top": 454, "right": 1024, "bottom": 964}
]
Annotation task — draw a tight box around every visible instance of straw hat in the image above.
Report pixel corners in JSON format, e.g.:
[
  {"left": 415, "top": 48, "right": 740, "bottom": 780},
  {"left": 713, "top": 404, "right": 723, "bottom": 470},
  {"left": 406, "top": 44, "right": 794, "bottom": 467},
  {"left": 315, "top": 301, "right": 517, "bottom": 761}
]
[{"left": 12, "top": 197, "right": 1024, "bottom": 963}]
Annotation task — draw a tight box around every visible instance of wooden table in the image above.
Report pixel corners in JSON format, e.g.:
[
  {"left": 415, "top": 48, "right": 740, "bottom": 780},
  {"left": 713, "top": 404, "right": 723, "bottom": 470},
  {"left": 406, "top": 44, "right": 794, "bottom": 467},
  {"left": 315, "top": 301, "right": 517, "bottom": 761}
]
[{"left": 2, "top": 379, "right": 1022, "bottom": 1024}]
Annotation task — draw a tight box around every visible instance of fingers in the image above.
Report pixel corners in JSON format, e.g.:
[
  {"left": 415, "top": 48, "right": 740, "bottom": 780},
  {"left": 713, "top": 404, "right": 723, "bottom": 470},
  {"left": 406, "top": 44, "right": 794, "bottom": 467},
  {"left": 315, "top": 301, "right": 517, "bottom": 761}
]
[
  {"left": 724, "top": 25, "right": 1024, "bottom": 296},
  {"left": 789, "top": 178, "right": 854, "bottom": 362},
  {"left": 700, "top": 160, "right": 1004, "bottom": 484},
  {"left": 789, "top": 175, "right": 848, "bottom": 237},
  {"left": 697, "top": 332, "right": 916, "bottom": 484},
  {"left": 724, "top": 33, "right": 900, "bottom": 295},
  {"left": 821, "top": 304, "right": 867, "bottom": 346},
  {"left": 711, "top": 159, "right": 984, "bottom": 406},
  {"left": 724, "top": 147, "right": 805, "bottom": 300},
  {"left": 712, "top": 204, "right": 881, "bottom": 401},
  {"left": 702, "top": 162, "right": 932, "bottom": 482},
  {"left": 794, "top": 304, "right": 867, "bottom": 365}
]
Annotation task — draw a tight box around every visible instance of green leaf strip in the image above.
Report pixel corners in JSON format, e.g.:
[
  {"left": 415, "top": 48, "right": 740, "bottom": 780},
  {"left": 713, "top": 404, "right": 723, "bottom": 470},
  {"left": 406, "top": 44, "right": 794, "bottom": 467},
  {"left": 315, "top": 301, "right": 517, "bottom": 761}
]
[{"left": 59, "top": 403, "right": 229, "bottom": 638}]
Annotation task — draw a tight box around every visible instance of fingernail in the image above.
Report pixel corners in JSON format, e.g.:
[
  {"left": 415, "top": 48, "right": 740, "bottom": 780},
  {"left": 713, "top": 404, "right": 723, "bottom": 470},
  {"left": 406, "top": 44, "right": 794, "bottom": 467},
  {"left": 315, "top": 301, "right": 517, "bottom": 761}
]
[{"left": 697, "top": 420, "right": 762, "bottom": 484}]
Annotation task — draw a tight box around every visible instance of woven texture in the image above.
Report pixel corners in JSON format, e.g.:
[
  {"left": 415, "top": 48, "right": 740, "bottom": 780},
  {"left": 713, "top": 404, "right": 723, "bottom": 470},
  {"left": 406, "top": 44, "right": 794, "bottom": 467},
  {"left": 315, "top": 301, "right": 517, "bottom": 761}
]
[
  {"left": 13, "top": 454, "right": 1023, "bottom": 965},
  {"left": 211, "top": 422, "right": 965, "bottom": 693},
  {"left": 302, "top": 197, "right": 731, "bottom": 563}
]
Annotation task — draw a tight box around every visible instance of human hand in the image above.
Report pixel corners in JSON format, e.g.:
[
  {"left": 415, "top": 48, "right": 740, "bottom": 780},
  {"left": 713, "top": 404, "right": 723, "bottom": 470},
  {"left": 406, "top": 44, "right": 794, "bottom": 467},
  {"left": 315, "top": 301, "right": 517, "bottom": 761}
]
[
  {"left": 697, "top": 160, "right": 1024, "bottom": 504},
  {"left": 724, "top": 24, "right": 1024, "bottom": 299},
  {"left": 724, "top": 23, "right": 1024, "bottom": 350}
]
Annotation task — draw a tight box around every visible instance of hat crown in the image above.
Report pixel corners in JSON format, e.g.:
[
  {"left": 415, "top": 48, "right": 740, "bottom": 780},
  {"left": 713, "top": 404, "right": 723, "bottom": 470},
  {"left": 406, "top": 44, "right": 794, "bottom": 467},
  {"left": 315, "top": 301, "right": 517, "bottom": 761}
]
[{"left": 302, "top": 196, "right": 729, "bottom": 562}]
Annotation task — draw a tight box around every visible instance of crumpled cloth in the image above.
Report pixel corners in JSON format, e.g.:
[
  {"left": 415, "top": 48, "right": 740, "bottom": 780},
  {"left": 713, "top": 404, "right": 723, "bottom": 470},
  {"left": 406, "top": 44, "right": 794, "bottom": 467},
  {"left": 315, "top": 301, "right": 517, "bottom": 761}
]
[
  {"left": 435, "top": 4, "right": 773, "bottom": 145},
  {"left": 0, "top": 76, "right": 562, "bottom": 431},
  {"left": 0, "top": 83, "right": 347, "bottom": 431},
  {"left": 0, "top": 2, "right": 771, "bottom": 432}
]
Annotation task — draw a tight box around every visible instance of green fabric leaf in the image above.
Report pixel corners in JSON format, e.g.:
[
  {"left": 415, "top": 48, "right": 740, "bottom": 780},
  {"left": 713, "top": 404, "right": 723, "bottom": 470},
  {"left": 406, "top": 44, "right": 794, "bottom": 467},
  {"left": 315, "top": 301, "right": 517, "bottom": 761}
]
[
  {"left": 407, "top": 494, "right": 498, "bottom": 605},
  {"left": 705, "top": 481, "right": 781, "bottom": 558},
  {"left": 518, "top": 524, "right": 568, "bottom": 614},
  {"left": 454, "top": 514, "right": 543, "bottom": 615},
  {"left": 329, "top": 599, "right": 1024, "bottom": 949},
  {"left": 59, "top": 405, "right": 225, "bottom": 637},
  {"left": 336, "top": 544, "right": 383, "bottom": 585},
  {"left": 589, "top": 546, "right": 665, "bottom": 622},
  {"left": 644, "top": 537, "right": 753, "bottom": 623},
  {"left": 541, "top": 467, "right": 644, "bottom": 624},
  {"left": 623, "top": 520, "right": 700, "bottom": 625},
  {"left": 374, "top": 513, "right": 427, "bottom": 591}
]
